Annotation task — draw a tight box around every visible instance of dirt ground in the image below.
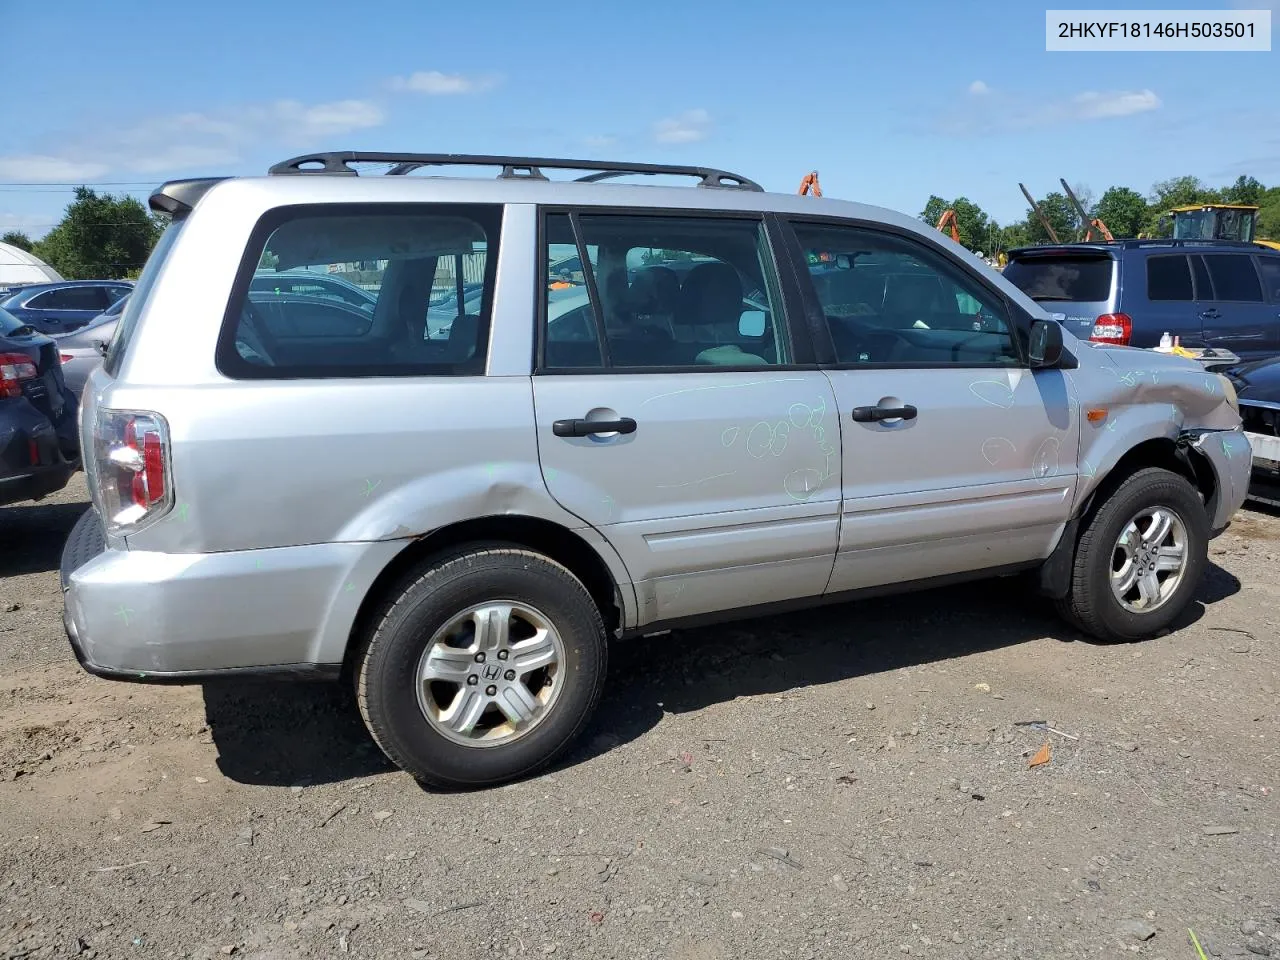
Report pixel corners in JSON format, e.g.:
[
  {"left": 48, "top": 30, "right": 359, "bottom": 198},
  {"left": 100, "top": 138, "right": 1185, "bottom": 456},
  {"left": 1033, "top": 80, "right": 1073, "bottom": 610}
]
[{"left": 1, "top": 475, "right": 1277, "bottom": 960}]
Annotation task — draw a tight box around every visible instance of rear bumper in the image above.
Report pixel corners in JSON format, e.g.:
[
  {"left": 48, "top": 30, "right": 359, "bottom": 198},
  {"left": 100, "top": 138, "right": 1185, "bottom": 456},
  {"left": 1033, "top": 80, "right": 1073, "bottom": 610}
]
[
  {"left": 1186, "top": 427, "right": 1253, "bottom": 535},
  {"left": 0, "top": 397, "right": 80, "bottom": 505},
  {"left": 59, "top": 507, "right": 396, "bottom": 683}
]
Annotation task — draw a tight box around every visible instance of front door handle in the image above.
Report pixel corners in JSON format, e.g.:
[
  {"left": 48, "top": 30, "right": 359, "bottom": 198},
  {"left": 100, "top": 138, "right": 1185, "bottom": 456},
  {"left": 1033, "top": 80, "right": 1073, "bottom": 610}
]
[
  {"left": 852, "top": 404, "right": 917, "bottom": 423},
  {"left": 1199, "top": 308, "right": 1221, "bottom": 319},
  {"left": 553, "top": 417, "right": 638, "bottom": 437}
]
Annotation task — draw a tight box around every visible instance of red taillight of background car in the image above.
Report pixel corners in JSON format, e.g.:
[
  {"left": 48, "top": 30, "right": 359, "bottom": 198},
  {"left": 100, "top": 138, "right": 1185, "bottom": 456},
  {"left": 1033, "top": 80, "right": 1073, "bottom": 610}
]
[
  {"left": 92, "top": 410, "right": 173, "bottom": 531},
  {"left": 0, "top": 352, "right": 38, "bottom": 399},
  {"left": 1089, "top": 313, "right": 1133, "bottom": 346}
]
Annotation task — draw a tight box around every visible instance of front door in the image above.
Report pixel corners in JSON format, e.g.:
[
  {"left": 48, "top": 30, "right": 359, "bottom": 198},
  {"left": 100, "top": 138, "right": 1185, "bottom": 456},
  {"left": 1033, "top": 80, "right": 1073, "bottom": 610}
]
[
  {"left": 531, "top": 210, "right": 842, "bottom": 626},
  {"left": 782, "top": 219, "right": 1080, "bottom": 593}
]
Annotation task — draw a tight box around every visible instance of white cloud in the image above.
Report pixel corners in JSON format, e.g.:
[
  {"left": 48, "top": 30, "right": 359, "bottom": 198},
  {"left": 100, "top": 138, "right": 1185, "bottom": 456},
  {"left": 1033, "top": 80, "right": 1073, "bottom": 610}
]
[
  {"left": 968, "top": 80, "right": 990, "bottom": 96},
  {"left": 1070, "top": 89, "right": 1161, "bottom": 120},
  {"left": 653, "top": 109, "right": 712, "bottom": 144},
  {"left": 0, "top": 155, "right": 110, "bottom": 181},
  {"left": 0, "top": 97, "right": 387, "bottom": 180},
  {"left": 938, "top": 86, "right": 1162, "bottom": 136},
  {"left": 389, "top": 70, "right": 499, "bottom": 95}
]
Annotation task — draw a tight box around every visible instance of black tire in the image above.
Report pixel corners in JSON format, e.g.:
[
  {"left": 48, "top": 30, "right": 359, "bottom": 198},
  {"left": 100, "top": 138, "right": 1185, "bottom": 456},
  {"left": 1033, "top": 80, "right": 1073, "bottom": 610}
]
[
  {"left": 355, "top": 546, "right": 607, "bottom": 789},
  {"left": 1055, "top": 467, "right": 1208, "bottom": 642}
]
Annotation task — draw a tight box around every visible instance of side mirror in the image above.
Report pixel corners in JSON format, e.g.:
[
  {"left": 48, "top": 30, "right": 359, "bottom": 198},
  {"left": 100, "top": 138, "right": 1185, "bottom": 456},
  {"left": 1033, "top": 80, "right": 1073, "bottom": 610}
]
[{"left": 1028, "top": 318, "right": 1064, "bottom": 368}]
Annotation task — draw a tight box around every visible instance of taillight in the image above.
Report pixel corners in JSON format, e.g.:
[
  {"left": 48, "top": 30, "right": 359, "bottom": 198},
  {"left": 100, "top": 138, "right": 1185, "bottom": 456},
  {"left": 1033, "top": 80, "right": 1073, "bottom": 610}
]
[
  {"left": 1089, "top": 313, "right": 1133, "bottom": 345},
  {"left": 90, "top": 409, "right": 173, "bottom": 532},
  {"left": 0, "top": 352, "right": 38, "bottom": 399}
]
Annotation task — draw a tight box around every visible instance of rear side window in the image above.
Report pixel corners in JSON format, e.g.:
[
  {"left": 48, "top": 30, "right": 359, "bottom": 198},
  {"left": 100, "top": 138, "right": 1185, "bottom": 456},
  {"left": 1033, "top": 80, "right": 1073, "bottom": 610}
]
[
  {"left": 29, "top": 286, "right": 110, "bottom": 310},
  {"left": 104, "top": 219, "right": 185, "bottom": 377},
  {"left": 1259, "top": 258, "right": 1280, "bottom": 302},
  {"left": 1146, "top": 255, "right": 1193, "bottom": 301},
  {"left": 1001, "top": 257, "right": 1112, "bottom": 302},
  {"left": 1204, "top": 254, "right": 1263, "bottom": 302},
  {"left": 219, "top": 204, "right": 501, "bottom": 379}
]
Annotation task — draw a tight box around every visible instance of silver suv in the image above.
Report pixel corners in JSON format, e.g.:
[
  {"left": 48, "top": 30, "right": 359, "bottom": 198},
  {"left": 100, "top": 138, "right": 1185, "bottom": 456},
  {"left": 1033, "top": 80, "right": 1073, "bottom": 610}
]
[{"left": 60, "top": 152, "right": 1252, "bottom": 789}]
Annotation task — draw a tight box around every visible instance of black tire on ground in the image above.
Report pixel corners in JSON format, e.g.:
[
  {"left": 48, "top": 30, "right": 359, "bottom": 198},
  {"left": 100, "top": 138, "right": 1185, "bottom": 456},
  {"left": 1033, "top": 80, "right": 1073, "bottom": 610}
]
[
  {"left": 355, "top": 546, "right": 608, "bottom": 789},
  {"left": 1055, "top": 467, "right": 1209, "bottom": 642}
]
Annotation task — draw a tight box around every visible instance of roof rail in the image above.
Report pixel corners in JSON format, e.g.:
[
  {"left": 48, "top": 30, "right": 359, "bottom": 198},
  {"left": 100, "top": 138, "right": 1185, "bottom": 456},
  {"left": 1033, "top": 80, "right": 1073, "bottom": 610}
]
[{"left": 267, "top": 152, "right": 764, "bottom": 191}]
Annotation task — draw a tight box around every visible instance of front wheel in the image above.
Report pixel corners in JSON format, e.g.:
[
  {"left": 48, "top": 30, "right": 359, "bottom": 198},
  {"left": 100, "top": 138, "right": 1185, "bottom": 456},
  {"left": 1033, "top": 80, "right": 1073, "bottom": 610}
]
[
  {"left": 356, "top": 546, "right": 608, "bottom": 789},
  {"left": 1055, "top": 467, "right": 1208, "bottom": 642}
]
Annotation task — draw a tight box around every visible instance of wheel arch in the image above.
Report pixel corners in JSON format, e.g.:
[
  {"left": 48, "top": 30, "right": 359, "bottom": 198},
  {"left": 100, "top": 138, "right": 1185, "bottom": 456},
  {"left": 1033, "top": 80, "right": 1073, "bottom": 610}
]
[
  {"left": 341, "top": 515, "right": 634, "bottom": 680},
  {"left": 1039, "top": 435, "right": 1213, "bottom": 599}
]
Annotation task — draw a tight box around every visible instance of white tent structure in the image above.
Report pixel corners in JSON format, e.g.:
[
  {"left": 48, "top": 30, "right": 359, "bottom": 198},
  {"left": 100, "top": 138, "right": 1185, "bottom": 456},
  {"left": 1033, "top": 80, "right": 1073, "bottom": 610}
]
[{"left": 0, "top": 241, "right": 63, "bottom": 292}]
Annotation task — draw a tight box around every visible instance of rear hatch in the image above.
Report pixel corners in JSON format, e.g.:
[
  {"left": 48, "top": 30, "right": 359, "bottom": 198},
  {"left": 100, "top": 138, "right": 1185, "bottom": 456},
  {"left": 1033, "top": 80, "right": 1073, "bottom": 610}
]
[{"left": 1002, "top": 247, "right": 1117, "bottom": 341}]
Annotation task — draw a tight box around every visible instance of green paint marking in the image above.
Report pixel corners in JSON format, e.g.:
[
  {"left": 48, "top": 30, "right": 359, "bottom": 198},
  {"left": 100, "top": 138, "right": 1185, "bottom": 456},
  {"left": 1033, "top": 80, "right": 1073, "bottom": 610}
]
[
  {"left": 362, "top": 479, "right": 381, "bottom": 498},
  {"left": 177, "top": 502, "right": 190, "bottom": 522},
  {"left": 114, "top": 605, "right": 135, "bottom": 626}
]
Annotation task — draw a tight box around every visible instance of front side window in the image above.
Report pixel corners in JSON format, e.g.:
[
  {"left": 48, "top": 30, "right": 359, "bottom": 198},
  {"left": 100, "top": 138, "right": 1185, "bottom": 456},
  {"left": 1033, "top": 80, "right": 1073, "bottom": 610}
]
[
  {"left": 1204, "top": 254, "right": 1263, "bottom": 302},
  {"left": 791, "top": 222, "right": 1020, "bottom": 366},
  {"left": 539, "top": 213, "right": 789, "bottom": 370},
  {"left": 220, "top": 204, "right": 501, "bottom": 378},
  {"left": 1147, "top": 255, "right": 1194, "bottom": 301}
]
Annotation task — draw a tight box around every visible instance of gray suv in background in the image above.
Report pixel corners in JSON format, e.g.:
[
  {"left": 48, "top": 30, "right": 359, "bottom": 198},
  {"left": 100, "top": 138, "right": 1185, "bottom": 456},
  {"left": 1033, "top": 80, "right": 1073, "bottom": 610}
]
[
  {"left": 60, "top": 153, "right": 1251, "bottom": 789},
  {"left": 1003, "top": 239, "right": 1280, "bottom": 360}
]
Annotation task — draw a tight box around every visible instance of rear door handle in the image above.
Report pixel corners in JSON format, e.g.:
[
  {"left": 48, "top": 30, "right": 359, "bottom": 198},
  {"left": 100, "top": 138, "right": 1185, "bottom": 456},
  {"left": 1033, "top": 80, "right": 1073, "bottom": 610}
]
[
  {"left": 553, "top": 417, "right": 637, "bottom": 437},
  {"left": 1199, "top": 308, "right": 1221, "bottom": 319},
  {"left": 851, "top": 404, "right": 918, "bottom": 423}
]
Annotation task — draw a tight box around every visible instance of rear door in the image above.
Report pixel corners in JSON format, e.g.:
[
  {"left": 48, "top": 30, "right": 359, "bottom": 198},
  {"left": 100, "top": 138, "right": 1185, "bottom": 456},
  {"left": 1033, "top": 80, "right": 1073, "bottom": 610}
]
[
  {"left": 1000, "top": 248, "right": 1114, "bottom": 343},
  {"left": 1198, "top": 252, "right": 1274, "bottom": 359},
  {"left": 780, "top": 218, "right": 1079, "bottom": 593},
  {"left": 1138, "top": 254, "right": 1204, "bottom": 347},
  {"left": 531, "top": 209, "right": 842, "bottom": 627}
]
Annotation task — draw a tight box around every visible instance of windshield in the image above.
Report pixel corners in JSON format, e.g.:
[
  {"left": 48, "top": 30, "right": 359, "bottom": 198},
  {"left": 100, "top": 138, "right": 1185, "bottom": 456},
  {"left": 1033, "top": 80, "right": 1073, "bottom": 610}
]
[{"left": 1002, "top": 256, "right": 1113, "bottom": 302}]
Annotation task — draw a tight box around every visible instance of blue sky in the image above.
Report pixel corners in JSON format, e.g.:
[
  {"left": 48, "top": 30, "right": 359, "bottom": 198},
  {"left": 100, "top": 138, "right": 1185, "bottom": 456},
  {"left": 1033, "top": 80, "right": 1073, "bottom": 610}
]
[{"left": 2, "top": 0, "right": 1277, "bottom": 239}]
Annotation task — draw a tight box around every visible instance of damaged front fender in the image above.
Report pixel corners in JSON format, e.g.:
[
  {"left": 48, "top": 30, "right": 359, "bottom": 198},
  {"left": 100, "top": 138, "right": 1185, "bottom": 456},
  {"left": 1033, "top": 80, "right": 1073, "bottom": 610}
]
[{"left": 1182, "top": 427, "right": 1252, "bottom": 536}]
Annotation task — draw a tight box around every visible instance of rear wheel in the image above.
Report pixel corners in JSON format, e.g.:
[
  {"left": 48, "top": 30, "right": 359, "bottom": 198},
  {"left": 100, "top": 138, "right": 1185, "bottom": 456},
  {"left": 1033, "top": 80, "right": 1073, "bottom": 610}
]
[
  {"left": 356, "top": 546, "right": 608, "bottom": 789},
  {"left": 1055, "top": 467, "right": 1208, "bottom": 642}
]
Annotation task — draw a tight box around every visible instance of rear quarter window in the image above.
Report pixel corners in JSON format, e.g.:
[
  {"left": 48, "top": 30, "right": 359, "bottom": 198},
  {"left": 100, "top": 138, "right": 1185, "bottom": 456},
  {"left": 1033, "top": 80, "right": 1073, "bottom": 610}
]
[
  {"left": 1204, "top": 254, "right": 1263, "bottom": 302},
  {"left": 1002, "top": 256, "right": 1113, "bottom": 302},
  {"left": 1146, "top": 255, "right": 1194, "bottom": 301},
  {"left": 217, "top": 203, "right": 502, "bottom": 379},
  {"left": 1254, "top": 257, "right": 1280, "bottom": 303}
]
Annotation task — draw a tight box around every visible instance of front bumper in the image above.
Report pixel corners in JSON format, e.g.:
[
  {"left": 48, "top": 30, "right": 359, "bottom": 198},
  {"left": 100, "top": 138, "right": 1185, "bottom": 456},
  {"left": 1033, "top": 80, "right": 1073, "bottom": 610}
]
[
  {"left": 59, "top": 507, "right": 395, "bottom": 682},
  {"left": 1186, "top": 428, "right": 1253, "bottom": 535}
]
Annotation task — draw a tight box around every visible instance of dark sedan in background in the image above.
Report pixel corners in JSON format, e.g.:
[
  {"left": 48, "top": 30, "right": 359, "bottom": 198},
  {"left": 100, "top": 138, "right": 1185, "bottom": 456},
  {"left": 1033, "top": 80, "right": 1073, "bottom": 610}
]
[
  {"left": 0, "top": 280, "right": 132, "bottom": 335},
  {"left": 1225, "top": 357, "right": 1280, "bottom": 507},
  {"left": 0, "top": 308, "right": 79, "bottom": 506}
]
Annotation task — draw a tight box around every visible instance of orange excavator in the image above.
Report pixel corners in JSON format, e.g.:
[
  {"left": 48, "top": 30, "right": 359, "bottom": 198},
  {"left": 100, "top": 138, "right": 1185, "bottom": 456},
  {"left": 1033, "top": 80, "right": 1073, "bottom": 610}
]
[
  {"left": 935, "top": 209, "right": 960, "bottom": 243},
  {"left": 798, "top": 170, "right": 822, "bottom": 197},
  {"left": 1060, "top": 178, "right": 1114, "bottom": 242}
]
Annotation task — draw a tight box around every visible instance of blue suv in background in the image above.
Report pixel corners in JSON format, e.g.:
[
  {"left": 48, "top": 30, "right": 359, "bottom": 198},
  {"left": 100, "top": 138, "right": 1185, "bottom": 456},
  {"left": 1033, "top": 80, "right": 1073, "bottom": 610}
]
[
  {"left": 0, "top": 280, "right": 133, "bottom": 335},
  {"left": 1003, "top": 240, "right": 1280, "bottom": 361}
]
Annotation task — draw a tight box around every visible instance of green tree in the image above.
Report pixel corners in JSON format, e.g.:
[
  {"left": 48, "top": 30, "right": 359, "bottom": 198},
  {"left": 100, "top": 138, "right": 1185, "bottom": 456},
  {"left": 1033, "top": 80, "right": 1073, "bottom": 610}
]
[
  {"left": 1023, "top": 191, "right": 1079, "bottom": 243},
  {"left": 1, "top": 230, "right": 34, "bottom": 252},
  {"left": 917, "top": 195, "right": 995, "bottom": 252},
  {"left": 31, "top": 187, "right": 162, "bottom": 279},
  {"left": 1257, "top": 186, "right": 1280, "bottom": 240},
  {"left": 1224, "top": 175, "right": 1264, "bottom": 207},
  {"left": 1092, "top": 186, "right": 1148, "bottom": 238}
]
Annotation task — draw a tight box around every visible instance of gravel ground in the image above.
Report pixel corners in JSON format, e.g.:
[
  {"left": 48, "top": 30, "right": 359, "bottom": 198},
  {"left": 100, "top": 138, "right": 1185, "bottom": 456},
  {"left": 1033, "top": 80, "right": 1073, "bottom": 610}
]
[{"left": 1, "top": 475, "right": 1277, "bottom": 960}]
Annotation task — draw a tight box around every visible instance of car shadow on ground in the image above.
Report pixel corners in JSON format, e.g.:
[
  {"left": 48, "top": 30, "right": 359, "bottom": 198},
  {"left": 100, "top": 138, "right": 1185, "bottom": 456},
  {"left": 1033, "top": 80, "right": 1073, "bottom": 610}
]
[
  {"left": 0, "top": 497, "right": 91, "bottom": 577},
  {"left": 201, "top": 565, "right": 1240, "bottom": 790}
]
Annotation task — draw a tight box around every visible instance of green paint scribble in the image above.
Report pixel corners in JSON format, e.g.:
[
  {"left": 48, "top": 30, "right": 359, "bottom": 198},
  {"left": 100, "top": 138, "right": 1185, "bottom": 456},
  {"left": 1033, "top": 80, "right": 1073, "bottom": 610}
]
[
  {"left": 177, "top": 502, "right": 190, "bottom": 522},
  {"left": 362, "top": 479, "right": 381, "bottom": 498}
]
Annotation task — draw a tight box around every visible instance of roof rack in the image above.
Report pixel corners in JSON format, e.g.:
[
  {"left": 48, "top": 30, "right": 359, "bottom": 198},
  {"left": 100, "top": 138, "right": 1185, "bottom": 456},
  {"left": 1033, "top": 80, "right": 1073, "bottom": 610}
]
[{"left": 267, "top": 152, "right": 764, "bottom": 191}]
